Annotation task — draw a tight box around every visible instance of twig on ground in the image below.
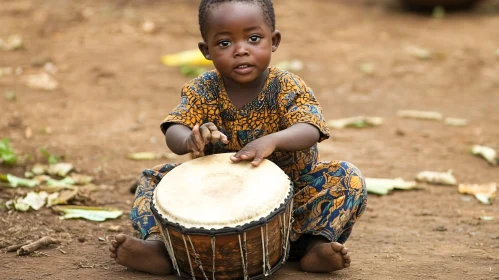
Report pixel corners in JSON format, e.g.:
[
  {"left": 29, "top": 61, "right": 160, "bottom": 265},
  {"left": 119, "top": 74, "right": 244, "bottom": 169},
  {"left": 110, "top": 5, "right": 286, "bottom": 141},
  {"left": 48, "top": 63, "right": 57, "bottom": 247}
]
[
  {"left": 58, "top": 247, "right": 67, "bottom": 254},
  {"left": 17, "top": 236, "right": 60, "bottom": 256},
  {"left": 6, "top": 240, "right": 32, "bottom": 252}
]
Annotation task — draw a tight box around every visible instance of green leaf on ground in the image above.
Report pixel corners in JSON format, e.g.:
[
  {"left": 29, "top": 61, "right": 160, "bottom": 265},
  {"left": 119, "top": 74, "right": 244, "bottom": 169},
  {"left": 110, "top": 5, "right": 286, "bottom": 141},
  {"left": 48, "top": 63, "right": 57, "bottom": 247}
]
[
  {"left": 40, "top": 147, "right": 61, "bottom": 164},
  {"left": 0, "top": 174, "right": 39, "bottom": 188},
  {"left": 0, "top": 138, "right": 17, "bottom": 166},
  {"left": 366, "top": 178, "right": 417, "bottom": 195},
  {"left": 52, "top": 206, "right": 123, "bottom": 222}
]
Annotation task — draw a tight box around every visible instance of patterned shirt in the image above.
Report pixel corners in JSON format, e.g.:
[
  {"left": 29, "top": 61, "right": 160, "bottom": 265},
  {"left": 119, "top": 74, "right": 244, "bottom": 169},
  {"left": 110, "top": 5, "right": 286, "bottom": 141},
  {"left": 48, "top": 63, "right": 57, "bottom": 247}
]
[{"left": 161, "top": 67, "right": 330, "bottom": 180}]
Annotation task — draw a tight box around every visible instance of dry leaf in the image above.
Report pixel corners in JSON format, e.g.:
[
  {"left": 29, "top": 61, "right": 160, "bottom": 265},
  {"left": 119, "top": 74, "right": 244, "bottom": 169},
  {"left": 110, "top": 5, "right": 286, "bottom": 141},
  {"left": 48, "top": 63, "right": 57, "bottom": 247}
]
[
  {"left": 458, "top": 183, "right": 496, "bottom": 205},
  {"left": 1, "top": 35, "right": 24, "bottom": 51},
  {"left": 404, "top": 46, "right": 432, "bottom": 60},
  {"left": 444, "top": 118, "right": 468, "bottom": 127},
  {"left": 327, "top": 116, "right": 383, "bottom": 129},
  {"left": 47, "top": 163, "right": 73, "bottom": 177},
  {"left": 23, "top": 73, "right": 58, "bottom": 91},
  {"left": 416, "top": 170, "right": 457, "bottom": 185},
  {"left": 397, "top": 110, "right": 443, "bottom": 121},
  {"left": 52, "top": 206, "right": 123, "bottom": 222},
  {"left": 470, "top": 145, "right": 497, "bottom": 166}
]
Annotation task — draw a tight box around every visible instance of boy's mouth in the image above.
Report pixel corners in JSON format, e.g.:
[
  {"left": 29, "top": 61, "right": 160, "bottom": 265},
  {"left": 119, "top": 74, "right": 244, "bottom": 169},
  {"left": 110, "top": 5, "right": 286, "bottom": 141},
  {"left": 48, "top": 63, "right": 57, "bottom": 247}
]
[
  {"left": 235, "top": 64, "right": 252, "bottom": 69},
  {"left": 233, "top": 63, "right": 254, "bottom": 74}
]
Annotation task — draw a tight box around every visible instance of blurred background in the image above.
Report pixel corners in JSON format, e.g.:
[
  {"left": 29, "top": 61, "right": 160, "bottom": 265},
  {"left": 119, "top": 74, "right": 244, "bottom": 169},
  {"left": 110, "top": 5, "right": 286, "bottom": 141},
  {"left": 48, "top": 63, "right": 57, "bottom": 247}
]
[{"left": 1, "top": 0, "right": 498, "bottom": 279}]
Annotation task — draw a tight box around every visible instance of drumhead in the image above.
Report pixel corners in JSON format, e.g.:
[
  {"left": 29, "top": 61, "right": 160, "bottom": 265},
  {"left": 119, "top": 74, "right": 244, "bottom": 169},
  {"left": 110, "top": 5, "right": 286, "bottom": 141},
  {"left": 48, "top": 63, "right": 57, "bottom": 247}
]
[{"left": 153, "top": 153, "right": 291, "bottom": 229}]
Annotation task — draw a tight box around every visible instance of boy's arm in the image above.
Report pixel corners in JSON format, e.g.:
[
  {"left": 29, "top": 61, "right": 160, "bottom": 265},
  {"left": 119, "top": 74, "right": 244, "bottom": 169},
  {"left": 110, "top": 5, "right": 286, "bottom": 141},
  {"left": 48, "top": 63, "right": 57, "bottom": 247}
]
[
  {"left": 269, "top": 123, "right": 320, "bottom": 151},
  {"left": 230, "top": 123, "right": 320, "bottom": 166},
  {"left": 165, "top": 124, "right": 192, "bottom": 155}
]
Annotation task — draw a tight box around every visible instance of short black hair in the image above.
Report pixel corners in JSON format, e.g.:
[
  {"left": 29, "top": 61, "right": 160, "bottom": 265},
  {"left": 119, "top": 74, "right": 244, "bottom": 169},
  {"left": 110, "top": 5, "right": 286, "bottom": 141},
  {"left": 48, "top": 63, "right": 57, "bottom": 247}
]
[{"left": 198, "top": 0, "right": 276, "bottom": 41}]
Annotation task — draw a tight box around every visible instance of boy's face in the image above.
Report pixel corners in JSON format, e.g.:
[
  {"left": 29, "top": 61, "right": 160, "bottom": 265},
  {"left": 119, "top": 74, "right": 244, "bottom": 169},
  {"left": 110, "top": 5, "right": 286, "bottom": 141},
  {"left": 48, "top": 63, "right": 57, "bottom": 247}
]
[{"left": 199, "top": 2, "right": 280, "bottom": 85}]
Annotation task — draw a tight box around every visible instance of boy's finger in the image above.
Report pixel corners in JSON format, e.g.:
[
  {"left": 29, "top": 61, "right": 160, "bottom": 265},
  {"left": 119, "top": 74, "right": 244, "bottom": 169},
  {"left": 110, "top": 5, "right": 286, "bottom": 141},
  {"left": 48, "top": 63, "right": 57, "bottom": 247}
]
[
  {"left": 199, "top": 125, "right": 212, "bottom": 144},
  {"left": 192, "top": 124, "right": 205, "bottom": 149},
  {"left": 210, "top": 131, "right": 222, "bottom": 144},
  {"left": 204, "top": 122, "right": 217, "bottom": 131},
  {"left": 219, "top": 132, "right": 229, "bottom": 144},
  {"left": 251, "top": 151, "right": 264, "bottom": 167},
  {"left": 230, "top": 154, "right": 241, "bottom": 162}
]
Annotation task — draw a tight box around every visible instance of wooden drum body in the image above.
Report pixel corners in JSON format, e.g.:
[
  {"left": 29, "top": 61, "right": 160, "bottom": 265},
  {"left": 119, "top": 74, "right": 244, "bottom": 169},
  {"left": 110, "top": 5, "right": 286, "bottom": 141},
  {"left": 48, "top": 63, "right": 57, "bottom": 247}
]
[{"left": 151, "top": 154, "right": 294, "bottom": 280}]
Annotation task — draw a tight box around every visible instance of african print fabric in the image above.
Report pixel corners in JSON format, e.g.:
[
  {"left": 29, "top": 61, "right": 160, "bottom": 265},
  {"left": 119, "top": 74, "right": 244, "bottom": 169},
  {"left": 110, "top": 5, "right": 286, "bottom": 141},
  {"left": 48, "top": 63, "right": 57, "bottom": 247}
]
[{"left": 130, "top": 68, "right": 367, "bottom": 248}]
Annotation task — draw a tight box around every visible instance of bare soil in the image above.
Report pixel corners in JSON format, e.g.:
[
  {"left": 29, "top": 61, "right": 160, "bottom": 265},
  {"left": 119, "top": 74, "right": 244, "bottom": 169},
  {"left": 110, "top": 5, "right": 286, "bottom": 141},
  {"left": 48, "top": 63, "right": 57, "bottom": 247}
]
[{"left": 1, "top": 0, "right": 498, "bottom": 279}]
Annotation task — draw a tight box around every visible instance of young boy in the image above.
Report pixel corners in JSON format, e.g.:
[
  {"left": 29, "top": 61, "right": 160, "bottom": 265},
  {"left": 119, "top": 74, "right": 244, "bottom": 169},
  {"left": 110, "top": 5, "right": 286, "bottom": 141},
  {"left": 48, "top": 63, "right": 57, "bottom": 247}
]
[{"left": 109, "top": 0, "right": 367, "bottom": 275}]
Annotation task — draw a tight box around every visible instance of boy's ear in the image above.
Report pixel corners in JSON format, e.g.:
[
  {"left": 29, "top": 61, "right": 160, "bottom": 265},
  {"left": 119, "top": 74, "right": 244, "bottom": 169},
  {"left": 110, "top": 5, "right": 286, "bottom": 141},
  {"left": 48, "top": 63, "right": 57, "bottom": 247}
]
[
  {"left": 271, "top": 30, "right": 281, "bottom": 52},
  {"left": 198, "top": 42, "right": 212, "bottom": 60}
]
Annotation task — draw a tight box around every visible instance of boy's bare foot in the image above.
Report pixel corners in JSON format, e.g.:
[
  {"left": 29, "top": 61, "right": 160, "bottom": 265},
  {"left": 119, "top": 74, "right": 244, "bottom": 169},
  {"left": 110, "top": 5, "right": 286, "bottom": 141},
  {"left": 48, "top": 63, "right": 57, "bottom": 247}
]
[
  {"left": 109, "top": 233, "right": 173, "bottom": 275},
  {"left": 300, "top": 241, "right": 351, "bottom": 273}
]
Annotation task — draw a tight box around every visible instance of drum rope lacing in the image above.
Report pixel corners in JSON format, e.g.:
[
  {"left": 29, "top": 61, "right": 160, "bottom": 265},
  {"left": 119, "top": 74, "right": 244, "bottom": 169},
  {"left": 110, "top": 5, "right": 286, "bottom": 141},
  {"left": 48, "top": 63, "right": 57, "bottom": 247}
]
[
  {"left": 211, "top": 237, "right": 216, "bottom": 280},
  {"left": 265, "top": 224, "right": 271, "bottom": 273},
  {"left": 182, "top": 235, "right": 196, "bottom": 280},
  {"left": 162, "top": 226, "right": 181, "bottom": 276},
  {"left": 238, "top": 233, "right": 249, "bottom": 279},
  {"left": 283, "top": 200, "right": 294, "bottom": 264},
  {"left": 188, "top": 235, "right": 210, "bottom": 280}
]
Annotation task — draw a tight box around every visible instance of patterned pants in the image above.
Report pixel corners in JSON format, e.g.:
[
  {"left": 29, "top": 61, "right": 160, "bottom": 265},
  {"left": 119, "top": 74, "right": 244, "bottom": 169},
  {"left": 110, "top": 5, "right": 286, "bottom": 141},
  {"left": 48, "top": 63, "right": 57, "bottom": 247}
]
[{"left": 130, "top": 160, "right": 367, "bottom": 258}]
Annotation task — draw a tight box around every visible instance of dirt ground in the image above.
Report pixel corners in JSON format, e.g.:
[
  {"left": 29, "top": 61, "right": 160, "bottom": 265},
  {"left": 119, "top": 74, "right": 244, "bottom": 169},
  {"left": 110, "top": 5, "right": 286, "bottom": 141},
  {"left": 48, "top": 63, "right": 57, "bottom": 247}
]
[{"left": 1, "top": 0, "right": 499, "bottom": 279}]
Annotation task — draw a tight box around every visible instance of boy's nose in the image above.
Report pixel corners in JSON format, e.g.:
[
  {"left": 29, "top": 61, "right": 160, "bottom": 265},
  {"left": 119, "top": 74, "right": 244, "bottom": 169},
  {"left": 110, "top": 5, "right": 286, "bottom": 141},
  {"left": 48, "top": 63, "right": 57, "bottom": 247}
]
[{"left": 233, "top": 44, "right": 249, "bottom": 57}]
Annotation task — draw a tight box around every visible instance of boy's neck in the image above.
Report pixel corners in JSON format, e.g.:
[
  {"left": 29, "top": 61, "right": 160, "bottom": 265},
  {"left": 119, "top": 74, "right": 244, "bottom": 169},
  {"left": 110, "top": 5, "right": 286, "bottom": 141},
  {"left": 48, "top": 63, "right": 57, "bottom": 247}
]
[{"left": 222, "top": 68, "right": 270, "bottom": 106}]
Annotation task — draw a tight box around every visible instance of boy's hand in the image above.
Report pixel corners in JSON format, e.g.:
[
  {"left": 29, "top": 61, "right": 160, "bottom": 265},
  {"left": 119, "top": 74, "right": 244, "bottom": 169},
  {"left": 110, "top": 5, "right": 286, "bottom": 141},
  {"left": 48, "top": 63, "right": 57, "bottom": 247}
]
[
  {"left": 230, "top": 136, "right": 277, "bottom": 167},
  {"left": 185, "top": 123, "right": 229, "bottom": 157}
]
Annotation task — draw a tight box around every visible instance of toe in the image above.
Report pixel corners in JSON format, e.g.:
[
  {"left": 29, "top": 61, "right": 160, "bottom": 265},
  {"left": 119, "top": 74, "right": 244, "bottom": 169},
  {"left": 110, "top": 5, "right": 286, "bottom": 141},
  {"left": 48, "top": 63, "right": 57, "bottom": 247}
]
[
  {"left": 111, "top": 240, "right": 119, "bottom": 248},
  {"left": 110, "top": 252, "right": 117, "bottom": 258},
  {"left": 115, "top": 233, "right": 127, "bottom": 244},
  {"left": 344, "top": 262, "right": 350, "bottom": 268},
  {"left": 341, "top": 247, "right": 348, "bottom": 255},
  {"left": 109, "top": 246, "right": 116, "bottom": 253},
  {"left": 330, "top": 242, "right": 344, "bottom": 253},
  {"left": 344, "top": 254, "right": 351, "bottom": 262}
]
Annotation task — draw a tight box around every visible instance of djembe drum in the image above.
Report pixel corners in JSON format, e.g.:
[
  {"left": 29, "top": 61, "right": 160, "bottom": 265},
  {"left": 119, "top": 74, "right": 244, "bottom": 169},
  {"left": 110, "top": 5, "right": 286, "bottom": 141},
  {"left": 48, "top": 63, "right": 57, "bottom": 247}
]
[{"left": 151, "top": 153, "right": 294, "bottom": 280}]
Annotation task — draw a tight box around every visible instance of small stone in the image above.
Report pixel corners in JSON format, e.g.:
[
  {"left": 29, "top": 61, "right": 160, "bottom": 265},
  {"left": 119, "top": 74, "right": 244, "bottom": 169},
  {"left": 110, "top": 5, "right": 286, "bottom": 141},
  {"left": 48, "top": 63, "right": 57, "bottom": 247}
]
[
  {"left": 108, "top": 226, "right": 121, "bottom": 232},
  {"left": 434, "top": 226, "right": 447, "bottom": 232},
  {"left": 142, "top": 21, "right": 156, "bottom": 33},
  {"left": 98, "top": 237, "right": 105, "bottom": 242},
  {"left": 43, "top": 62, "right": 57, "bottom": 74},
  {"left": 78, "top": 236, "right": 86, "bottom": 243},
  {"left": 395, "top": 128, "right": 406, "bottom": 136},
  {"left": 24, "top": 127, "right": 32, "bottom": 139}
]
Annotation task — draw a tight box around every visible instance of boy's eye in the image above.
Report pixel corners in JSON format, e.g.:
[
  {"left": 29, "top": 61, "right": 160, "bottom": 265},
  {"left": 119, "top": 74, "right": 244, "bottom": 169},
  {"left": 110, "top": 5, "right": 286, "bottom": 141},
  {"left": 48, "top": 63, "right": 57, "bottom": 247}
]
[
  {"left": 218, "top": 40, "right": 231, "bottom": 47},
  {"left": 248, "top": 35, "right": 261, "bottom": 42}
]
